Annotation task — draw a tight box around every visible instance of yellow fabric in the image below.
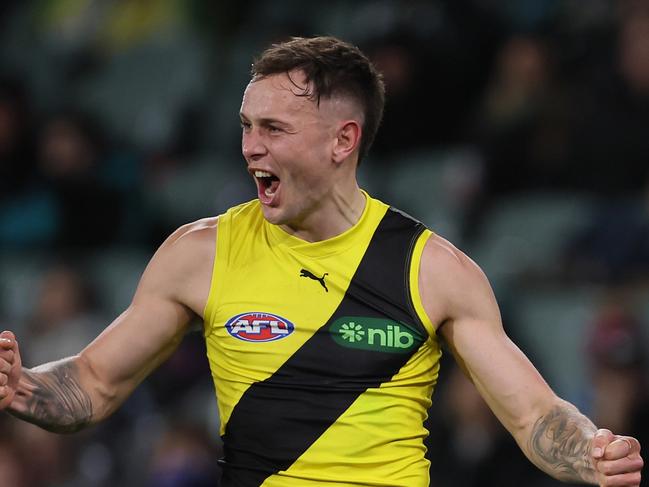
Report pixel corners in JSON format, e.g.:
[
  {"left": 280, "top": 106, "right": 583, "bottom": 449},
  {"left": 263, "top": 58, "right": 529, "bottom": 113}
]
[{"left": 204, "top": 194, "right": 442, "bottom": 486}]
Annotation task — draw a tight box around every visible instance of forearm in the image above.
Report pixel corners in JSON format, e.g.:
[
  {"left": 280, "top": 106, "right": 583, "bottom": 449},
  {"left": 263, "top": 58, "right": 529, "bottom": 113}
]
[
  {"left": 525, "top": 400, "right": 598, "bottom": 484},
  {"left": 7, "top": 357, "right": 94, "bottom": 434}
]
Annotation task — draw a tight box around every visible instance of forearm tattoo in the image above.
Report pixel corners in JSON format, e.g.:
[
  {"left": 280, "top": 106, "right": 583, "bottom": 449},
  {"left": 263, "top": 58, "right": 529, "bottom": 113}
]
[
  {"left": 10, "top": 360, "right": 93, "bottom": 433},
  {"left": 528, "top": 404, "right": 597, "bottom": 483}
]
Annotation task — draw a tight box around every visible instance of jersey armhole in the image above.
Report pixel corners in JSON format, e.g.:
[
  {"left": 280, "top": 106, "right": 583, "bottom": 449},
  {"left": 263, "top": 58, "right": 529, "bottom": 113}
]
[
  {"left": 409, "top": 229, "right": 438, "bottom": 340},
  {"left": 203, "top": 213, "right": 228, "bottom": 337}
]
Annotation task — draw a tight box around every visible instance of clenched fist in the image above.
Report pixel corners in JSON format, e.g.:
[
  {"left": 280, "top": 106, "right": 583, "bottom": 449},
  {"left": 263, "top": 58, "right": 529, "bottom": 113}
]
[
  {"left": 0, "top": 330, "right": 22, "bottom": 410},
  {"left": 592, "top": 428, "right": 643, "bottom": 486}
]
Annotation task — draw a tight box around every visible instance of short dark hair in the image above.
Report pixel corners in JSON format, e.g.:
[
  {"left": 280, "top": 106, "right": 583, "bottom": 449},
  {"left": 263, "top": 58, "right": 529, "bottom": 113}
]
[{"left": 251, "top": 36, "right": 385, "bottom": 164}]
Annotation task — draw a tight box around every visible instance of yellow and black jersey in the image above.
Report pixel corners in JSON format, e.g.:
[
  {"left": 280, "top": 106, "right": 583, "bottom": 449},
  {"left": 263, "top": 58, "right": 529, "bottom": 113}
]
[{"left": 203, "top": 193, "right": 442, "bottom": 486}]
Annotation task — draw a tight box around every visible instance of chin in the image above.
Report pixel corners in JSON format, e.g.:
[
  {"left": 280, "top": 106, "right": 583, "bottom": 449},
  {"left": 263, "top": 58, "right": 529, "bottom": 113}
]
[{"left": 259, "top": 205, "right": 285, "bottom": 225}]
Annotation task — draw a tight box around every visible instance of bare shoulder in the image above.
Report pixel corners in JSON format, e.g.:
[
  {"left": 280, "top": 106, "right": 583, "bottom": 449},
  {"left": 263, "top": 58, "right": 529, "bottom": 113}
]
[
  {"left": 419, "top": 233, "right": 498, "bottom": 330},
  {"left": 150, "top": 216, "right": 218, "bottom": 276},
  {"left": 419, "top": 233, "right": 489, "bottom": 295},
  {"left": 162, "top": 216, "right": 219, "bottom": 257},
  {"left": 137, "top": 216, "right": 219, "bottom": 316}
]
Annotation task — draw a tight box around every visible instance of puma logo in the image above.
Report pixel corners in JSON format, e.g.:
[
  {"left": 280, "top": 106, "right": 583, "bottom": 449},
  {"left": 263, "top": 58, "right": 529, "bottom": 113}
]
[{"left": 300, "top": 269, "right": 329, "bottom": 292}]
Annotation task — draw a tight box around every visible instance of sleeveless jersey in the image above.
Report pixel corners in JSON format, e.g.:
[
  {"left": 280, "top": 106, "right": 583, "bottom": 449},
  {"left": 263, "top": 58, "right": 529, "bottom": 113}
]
[{"left": 203, "top": 193, "right": 442, "bottom": 487}]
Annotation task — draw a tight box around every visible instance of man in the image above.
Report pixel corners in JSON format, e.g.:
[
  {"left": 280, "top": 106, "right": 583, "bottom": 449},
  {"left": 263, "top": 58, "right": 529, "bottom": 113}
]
[{"left": 0, "top": 36, "right": 643, "bottom": 486}]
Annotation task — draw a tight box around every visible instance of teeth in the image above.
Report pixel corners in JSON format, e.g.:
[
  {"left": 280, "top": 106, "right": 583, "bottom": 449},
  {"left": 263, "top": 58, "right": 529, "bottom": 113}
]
[{"left": 254, "top": 170, "right": 273, "bottom": 178}]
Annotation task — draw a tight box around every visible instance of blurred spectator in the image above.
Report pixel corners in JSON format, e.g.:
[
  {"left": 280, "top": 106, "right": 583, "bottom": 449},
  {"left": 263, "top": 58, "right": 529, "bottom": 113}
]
[
  {"left": 364, "top": 30, "right": 437, "bottom": 158},
  {"left": 558, "top": 4, "right": 649, "bottom": 274},
  {"left": 0, "top": 78, "right": 35, "bottom": 194},
  {"left": 147, "top": 328, "right": 213, "bottom": 408},
  {"left": 561, "top": 5, "right": 649, "bottom": 195},
  {"left": 364, "top": 2, "right": 501, "bottom": 159},
  {"left": 427, "top": 362, "right": 552, "bottom": 487},
  {"left": 473, "top": 34, "right": 571, "bottom": 198},
  {"left": 36, "top": 111, "right": 129, "bottom": 248},
  {"left": 1, "top": 108, "right": 136, "bottom": 249},
  {"left": 473, "top": 3, "right": 649, "bottom": 201},
  {"left": 562, "top": 199, "right": 649, "bottom": 283},
  {"left": 21, "top": 262, "right": 101, "bottom": 365},
  {"left": 618, "top": 2, "right": 649, "bottom": 98},
  {"left": 29, "top": 0, "right": 191, "bottom": 56},
  {"left": 97, "top": 0, "right": 191, "bottom": 52},
  {"left": 0, "top": 78, "right": 49, "bottom": 246},
  {"left": 586, "top": 297, "right": 649, "bottom": 450},
  {"left": 146, "top": 423, "right": 222, "bottom": 487}
]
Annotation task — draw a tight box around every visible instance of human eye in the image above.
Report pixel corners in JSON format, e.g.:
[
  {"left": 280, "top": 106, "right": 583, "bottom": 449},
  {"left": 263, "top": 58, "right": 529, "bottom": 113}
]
[
  {"left": 267, "top": 125, "right": 283, "bottom": 134},
  {"left": 240, "top": 120, "right": 252, "bottom": 131}
]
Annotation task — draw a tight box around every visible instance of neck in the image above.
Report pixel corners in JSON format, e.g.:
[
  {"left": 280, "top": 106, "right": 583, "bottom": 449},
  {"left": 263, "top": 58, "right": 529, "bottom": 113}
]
[{"left": 280, "top": 186, "right": 366, "bottom": 242}]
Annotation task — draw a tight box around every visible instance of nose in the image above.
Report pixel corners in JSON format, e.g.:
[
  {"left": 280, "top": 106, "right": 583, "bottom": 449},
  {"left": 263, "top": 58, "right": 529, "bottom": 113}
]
[{"left": 242, "top": 128, "right": 267, "bottom": 162}]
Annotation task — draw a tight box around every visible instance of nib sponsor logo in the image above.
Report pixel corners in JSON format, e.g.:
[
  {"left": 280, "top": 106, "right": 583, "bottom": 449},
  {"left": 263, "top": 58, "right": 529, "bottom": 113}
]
[
  {"left": 339, "top": 322, "right": 365, "bottom": 343},
  {"left": 330, "top": 317, "right": 420, "bottom": 353}
]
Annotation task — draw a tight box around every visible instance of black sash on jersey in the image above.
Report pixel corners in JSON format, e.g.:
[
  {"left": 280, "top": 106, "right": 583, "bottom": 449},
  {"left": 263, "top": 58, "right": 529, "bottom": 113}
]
[{"left": 220, "top": 208, "right": 428, "bottom": 486}]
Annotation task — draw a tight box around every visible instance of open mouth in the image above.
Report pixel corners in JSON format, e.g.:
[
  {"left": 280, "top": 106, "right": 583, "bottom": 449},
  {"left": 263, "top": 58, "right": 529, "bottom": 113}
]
[{"left": 253, "top": 170, "right": 280, "bottom": 204}]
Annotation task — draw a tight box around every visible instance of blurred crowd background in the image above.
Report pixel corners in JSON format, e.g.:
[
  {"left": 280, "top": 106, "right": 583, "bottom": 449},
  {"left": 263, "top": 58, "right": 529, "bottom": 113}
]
[{"left": 0, "top": 0, "right": 648, "bottom": 486}]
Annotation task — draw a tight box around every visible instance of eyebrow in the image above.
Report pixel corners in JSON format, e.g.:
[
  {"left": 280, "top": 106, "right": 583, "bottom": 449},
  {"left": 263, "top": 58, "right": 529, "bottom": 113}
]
[{"left": 239, "top": 114, "right": 292, "bottom": 128}]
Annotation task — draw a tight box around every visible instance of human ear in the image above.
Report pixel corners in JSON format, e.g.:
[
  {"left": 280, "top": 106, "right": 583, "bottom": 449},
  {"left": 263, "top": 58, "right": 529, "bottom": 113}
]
[{"left": 332, "top": 120, "right": 361, "bottom": 163}]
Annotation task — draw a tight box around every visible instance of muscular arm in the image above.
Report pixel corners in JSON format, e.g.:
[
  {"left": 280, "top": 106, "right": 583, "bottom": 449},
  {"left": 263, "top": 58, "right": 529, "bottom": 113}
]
[
  {"left": 2, "top": 218, "right": 217, "bottom": 433},
  {"left": 420, "top": 234, "right": 598, "bottom": 483}
]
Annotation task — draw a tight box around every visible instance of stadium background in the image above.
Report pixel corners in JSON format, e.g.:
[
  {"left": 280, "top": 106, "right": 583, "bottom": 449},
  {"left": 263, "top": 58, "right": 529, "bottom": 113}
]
[{"left": 0, "top": 0, "right": 648, "bottom": 485}]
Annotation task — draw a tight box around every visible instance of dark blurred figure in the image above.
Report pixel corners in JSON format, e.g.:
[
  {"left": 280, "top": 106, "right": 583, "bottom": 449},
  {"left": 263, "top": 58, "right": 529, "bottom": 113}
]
[
  {"left": 562, "top": 199, "right": 649, "bottom": 283},
  {"left": 1, "top": 107, "right": 132, "bottom": 248},
  {"left": 586, "top": 296, "right": 649, "bottom": 452},
  {"left": 365, "top": 4, "right": 500, "bottom": 160},
  {"left": 21, "top": 262, "right": 100, "bottom": 365},
  {"left": 473, "top": 1, "right": 649, "bottom": 199},
  {"left": 557, "top": 3, "right": 649, "bottom": 283},
  {"left": 563, "top": 4, "right": 649, "bottom": 195},
  {"left": 0, "top": 78, "right": 35, "bottom": 195},
  {"left": 0, "top": 78, "right": 48, "bottom": 245},
  {"left": 148, "top": 328, "right": 213, "bottom": 408},
  {"left": 464, "top": 32, "right": 576, "bottom": 244},
  {"left": 556, "top": 5, "right": 649, "bottom": 285},
  {"left": 364, "top": 30, "right": 437, "bottom": 158},
  {"left": 147, "top": 423, "right": 222, "bottom": 487},
  {"left": 473, "top": 34, "right": 570, "bottom": 197},
  {"left": 37, "top": 111, "right": 126, "bottom": 248},
  {"left": 427, "top": 362, "right": 553, "bottom": 487}
]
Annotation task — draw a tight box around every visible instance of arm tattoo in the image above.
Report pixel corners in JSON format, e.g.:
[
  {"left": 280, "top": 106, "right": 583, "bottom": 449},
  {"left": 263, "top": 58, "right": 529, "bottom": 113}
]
[
  {"left": 528, "top": 404, "right": 597, "bottom": 483},
  {"left": 10, "top": 359, "right": 93, "bottom": 434}
]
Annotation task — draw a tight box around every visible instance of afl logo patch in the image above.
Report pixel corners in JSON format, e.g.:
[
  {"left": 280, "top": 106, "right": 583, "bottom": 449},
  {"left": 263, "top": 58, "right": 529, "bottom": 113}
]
[{"left": 225, "top": 312, "right": 294, "bottom": 342}]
